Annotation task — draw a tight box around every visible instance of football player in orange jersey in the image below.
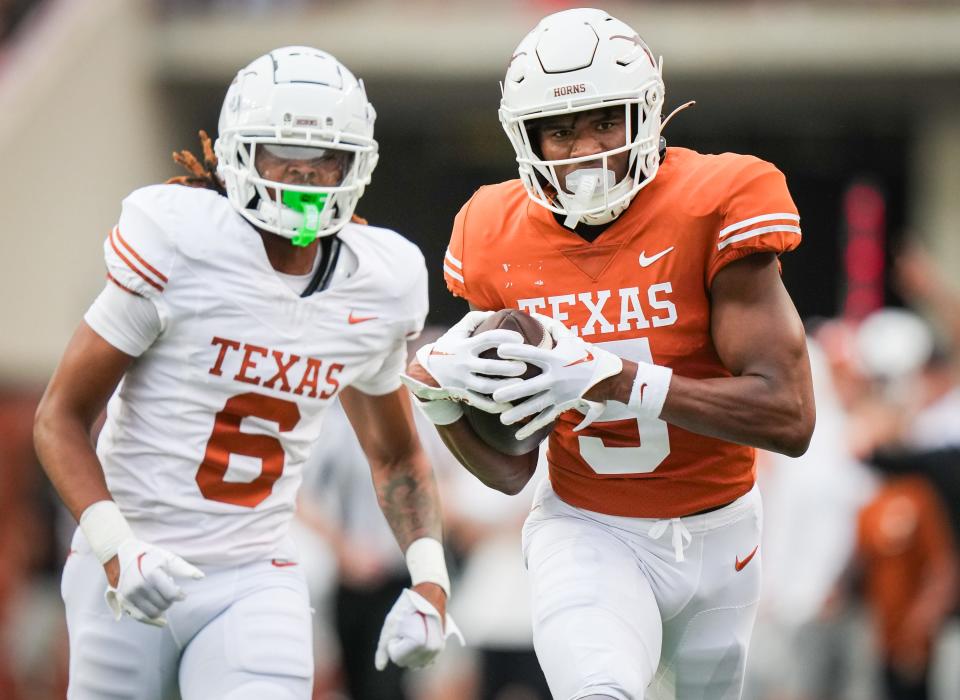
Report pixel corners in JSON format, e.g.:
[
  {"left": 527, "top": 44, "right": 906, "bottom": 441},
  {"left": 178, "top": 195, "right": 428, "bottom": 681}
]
[{"left": 402, "top": 8, "right": 816, "bottom": 700}]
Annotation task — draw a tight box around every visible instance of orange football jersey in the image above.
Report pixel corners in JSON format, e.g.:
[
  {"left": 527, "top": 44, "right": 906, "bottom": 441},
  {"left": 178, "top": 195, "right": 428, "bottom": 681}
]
[{"left": 444, "top": 147, "right": 802, "bottom": 518}]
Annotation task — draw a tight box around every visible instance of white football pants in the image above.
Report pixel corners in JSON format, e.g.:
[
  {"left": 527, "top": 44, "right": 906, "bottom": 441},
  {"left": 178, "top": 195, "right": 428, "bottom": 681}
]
[
  {"left": 522, "top": 480, "right": 763, "bottom": 700},
  {"left": 62, "top": 530, "right": 314, "bottom": 700}
]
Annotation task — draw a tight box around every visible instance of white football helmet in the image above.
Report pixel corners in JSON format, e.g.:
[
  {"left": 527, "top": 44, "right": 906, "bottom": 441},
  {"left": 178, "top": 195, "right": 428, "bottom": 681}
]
[
  {"left": 499, "top": 9, "right": 665, "bottom": 227},
  {"left": 215, "top": 46, "right": 378, "bottom": 243}
]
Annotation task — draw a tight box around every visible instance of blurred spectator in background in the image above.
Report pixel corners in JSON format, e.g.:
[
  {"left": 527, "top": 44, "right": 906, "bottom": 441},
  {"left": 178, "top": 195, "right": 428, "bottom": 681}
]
[
  {"left": 850, "top": 304, "right": 960, "bottom": 700},
  {"left": 747, "top": 335, "right": 879, "bottom": 700},
  {"left": 856, "top": 471, "right": 956, "bottom": 700},
  {"left": 895, "top": 245, "right": 960, "bottom": 361},
  {"left": 749, "top": 289, "right": 960, "bottom": 700},
  {"left": 0, "top": 388, "right": 66, "bottom": 700}
]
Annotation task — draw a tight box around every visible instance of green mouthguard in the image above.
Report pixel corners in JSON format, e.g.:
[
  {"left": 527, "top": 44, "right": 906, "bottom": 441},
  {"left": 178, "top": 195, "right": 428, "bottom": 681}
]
[{"left": 282, "top": 190, "right": 328, "bottom": 247}]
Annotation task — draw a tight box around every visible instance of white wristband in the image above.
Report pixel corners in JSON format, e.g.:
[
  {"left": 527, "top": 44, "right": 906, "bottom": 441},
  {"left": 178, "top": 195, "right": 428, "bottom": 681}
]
[
  {"left": 405, "top": 537, "right": 451, "bottom": 597},
  {"left": 414, "top": 398, "right": 464, "bottom": 426},
  {"left": 626, "top": 362, "right": 673, "bottom": 421},
  {"left": 79, "top": 500, "right": 135, "bottom": 565}
]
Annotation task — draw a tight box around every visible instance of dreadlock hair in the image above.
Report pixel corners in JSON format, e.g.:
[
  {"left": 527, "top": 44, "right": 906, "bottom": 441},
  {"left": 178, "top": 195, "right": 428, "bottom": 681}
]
[
  {"left": 167, "top": 130, "right": 226, "bottom": 195},
  {"left": 166, "top": 130, "right": 370, "bottom": 227}
]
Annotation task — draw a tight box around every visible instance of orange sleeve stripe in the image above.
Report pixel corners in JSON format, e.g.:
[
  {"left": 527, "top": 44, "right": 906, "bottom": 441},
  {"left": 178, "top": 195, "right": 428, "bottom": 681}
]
[
  {"left": 109, "top": 227, "right": 164, "bottom": 293},
  {"left": 106, "top": 272, "right": 144, "bottom": 298},
  {"left": 114, "top": 226, "right": 169, "bottom": 283},
  {"left": 716, "top": 224, "right": 802, "bottom": 251},
  {"left": 718, "top": 212, "right": 800, "bottom": 239}
]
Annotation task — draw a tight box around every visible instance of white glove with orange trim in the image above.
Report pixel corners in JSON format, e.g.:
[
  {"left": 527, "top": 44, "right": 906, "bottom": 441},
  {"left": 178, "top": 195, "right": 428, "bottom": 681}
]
[
  {"left": 400, "top": 310, "right": 526, "bottom": 419},
  {"left": 375, "top": 589, "right": 464, "bottom": 670},
  {"left": 493, "top": 313, "right": 623, "bottom": 440},
  {"left": 106, "top": 538, "right": 205, "bottom": 627},
  {"left": 80, "top": 500, "right": 205, "bottom": 628}
]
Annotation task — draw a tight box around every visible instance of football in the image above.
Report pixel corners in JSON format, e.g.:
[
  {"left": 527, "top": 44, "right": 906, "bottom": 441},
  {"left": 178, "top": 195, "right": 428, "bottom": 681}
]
[{"left": 463, "top": 309, "right": 556, "bottom": 456}]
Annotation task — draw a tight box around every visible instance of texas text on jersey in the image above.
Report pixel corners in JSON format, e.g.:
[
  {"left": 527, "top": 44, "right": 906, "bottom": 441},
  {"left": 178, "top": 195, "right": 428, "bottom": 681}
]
[
  {"left": 95, "top": 183, "right": 427, "bottom": 564},
  {"left": 444, "top": 147, "right": 801, "bottom": 517}
]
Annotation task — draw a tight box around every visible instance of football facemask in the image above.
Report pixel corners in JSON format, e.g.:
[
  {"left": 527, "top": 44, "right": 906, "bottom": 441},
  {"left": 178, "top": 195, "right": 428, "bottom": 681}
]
[
  {"left": 215, "top": 46, "right": 378, "bottom": 243},
  {"left": 244, "top": 142, "right": 357, "bottom": 246},
  {"left": 499, "top": 9, "right": 665, "bottom": 228}
]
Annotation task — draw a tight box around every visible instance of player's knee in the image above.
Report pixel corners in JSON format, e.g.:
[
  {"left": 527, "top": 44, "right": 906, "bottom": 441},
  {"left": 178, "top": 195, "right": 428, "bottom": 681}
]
[
  {"left": 221, "top": 679, "right": 310, "bottom": 700},
  {"left": 675, "top": 639, "right": 748, "bottom": 697},
  {"left": 563, "top": 660, "right": 646, "bottom": 700}
]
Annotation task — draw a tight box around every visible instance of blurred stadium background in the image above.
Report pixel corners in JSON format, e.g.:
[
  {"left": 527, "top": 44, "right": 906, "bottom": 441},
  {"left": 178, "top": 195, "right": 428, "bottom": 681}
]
[{"left": 1, "top": 1, "right": 959, "bottom": 698}]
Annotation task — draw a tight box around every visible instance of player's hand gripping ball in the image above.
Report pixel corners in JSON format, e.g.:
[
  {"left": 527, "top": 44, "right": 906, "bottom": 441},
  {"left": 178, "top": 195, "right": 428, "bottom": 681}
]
[{"left": 463, "top": 309, "right": 557, "bottom": 455}]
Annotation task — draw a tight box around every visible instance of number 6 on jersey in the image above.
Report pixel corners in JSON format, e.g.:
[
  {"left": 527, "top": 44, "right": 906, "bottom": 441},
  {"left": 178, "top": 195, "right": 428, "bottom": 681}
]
[{"left": 196, "top": 392, "right": 301, "bottom": 507}]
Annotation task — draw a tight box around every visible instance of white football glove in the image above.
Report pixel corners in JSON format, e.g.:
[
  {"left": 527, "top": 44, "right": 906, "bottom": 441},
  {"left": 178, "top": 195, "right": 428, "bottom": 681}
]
[
  {"left": 493, "top": 313, "right": 623, "bottom": 440},
  {"left": 375, "top": 589, "right": 464, "bottom": 671},
  {"left": 105, "top": 538, "right": 205, "bottom": 627},
  {"left": 400, "top": 310, "right": 527, "bottom": 414}
]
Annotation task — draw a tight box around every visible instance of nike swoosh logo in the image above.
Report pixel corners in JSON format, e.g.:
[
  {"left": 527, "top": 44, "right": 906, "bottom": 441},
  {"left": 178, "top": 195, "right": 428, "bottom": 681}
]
[
  {"left": 563, "top": 350, "right": 594, "bottom": 367},
  {"left": 638, "top": 246, "right": 675, "bottom": 267},
  {"left": 735, "top": 545, "right": 759, "bottom": 572},
  {"left": 271, "top": 559, "right": 298, "bottom": 568},
  {"left": 348, "top": 311, "right": 378, "bottom": 325},
  {"left": 429, "top": 348, "right": 453, "bottom": 357}
]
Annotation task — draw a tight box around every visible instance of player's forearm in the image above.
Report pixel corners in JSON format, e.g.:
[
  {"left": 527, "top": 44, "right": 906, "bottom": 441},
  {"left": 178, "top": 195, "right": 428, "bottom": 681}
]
[
  {"left": 436, "top": 419, "right": 537, "bottom": 495},
  {"left": 370, "top": 449, "right": 444, "bottom": 550},
  {"left": 589, "top": 359, "right": 814, "bottom": 456},
  {"left": 34, "top": 399, "right": 112, "bottom": 523},
  {"left": 662, "top": 372, "right": 813, "bottom": 456}
]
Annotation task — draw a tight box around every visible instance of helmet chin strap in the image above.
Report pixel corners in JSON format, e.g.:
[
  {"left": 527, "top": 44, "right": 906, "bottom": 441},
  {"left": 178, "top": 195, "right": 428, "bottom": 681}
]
[{"left": 560, "top": 168, "right": 617, "bottom": 229}]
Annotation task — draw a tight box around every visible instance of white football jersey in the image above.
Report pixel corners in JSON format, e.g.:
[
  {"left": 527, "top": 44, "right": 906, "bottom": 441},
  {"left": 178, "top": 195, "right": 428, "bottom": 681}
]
[{"left": 92, "top": 184, "right": 427, "bottom": 564}]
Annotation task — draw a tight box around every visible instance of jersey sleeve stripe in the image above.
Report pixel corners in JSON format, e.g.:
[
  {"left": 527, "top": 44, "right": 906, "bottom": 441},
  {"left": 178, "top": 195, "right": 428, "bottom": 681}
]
[
  {"left": 109, "top": 227, "right": 165, "bottom": 293},
  {"left": 718, "top": 212, "right": 800, "bottom": 239},
  {"left": 443, "top": 263, "right": 465, "bottom": 283},
  {"left": 716, "top": 225, "right": 802, "bottom": 251},
  {"left": 106, "top": 272, "right": 145, "bottom": 298},
  {"left": 444, "top": 248, "right": 462, "bottom": 269},
  {"left": 114, "top": 226, "right": 169, "bottom": 283}
]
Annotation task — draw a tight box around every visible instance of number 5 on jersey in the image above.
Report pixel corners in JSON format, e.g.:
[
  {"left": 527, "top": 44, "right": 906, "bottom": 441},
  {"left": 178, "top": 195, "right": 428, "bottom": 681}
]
[{"left": 576, "top": 338, "right": 670, "bottom": 475}]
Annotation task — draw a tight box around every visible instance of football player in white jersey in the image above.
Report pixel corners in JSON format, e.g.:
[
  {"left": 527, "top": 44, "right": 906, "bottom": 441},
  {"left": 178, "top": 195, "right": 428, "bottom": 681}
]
[{"left": 34, "top": 46, "right": 460, "bottom": 699}]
